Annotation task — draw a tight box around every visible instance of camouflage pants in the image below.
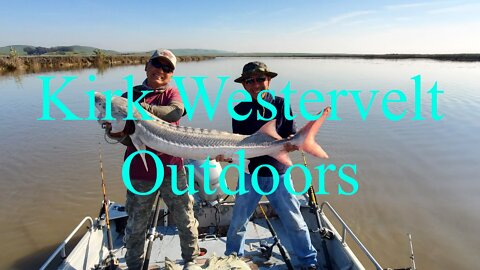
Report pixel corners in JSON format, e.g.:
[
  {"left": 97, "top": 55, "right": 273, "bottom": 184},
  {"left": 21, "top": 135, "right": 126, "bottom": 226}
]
[{"left": 124, "top": 167, "right": 199, "bottom": 269}]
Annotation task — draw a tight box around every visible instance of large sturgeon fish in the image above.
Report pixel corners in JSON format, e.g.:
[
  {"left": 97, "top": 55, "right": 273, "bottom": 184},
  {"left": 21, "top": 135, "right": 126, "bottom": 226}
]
[{"left": 95, "top": 92, "right": 330, "bottom": 170}]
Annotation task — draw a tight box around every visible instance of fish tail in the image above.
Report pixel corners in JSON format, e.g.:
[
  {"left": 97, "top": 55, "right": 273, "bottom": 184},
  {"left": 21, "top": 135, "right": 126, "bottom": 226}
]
[{"left": 296, "top": 106, "right": 331, "bottom": 159}]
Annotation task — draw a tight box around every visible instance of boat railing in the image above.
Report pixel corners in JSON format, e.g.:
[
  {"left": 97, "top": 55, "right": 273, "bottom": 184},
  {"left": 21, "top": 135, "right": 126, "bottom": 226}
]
[
  {"left": 39, "top": 216, "right": 94, "bottom": 270},
  {"left": 320, "top": 201, "right": 383, "bottom": 270}
]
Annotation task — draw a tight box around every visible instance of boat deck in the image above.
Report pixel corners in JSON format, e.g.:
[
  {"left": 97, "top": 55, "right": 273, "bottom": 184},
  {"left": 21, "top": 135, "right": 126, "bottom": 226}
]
[
  {"left": 111, "top": 218, "right": 316, "bottom": 269},
  {"left": 48, "top": 197, "right": 375, "bottom": 270}
]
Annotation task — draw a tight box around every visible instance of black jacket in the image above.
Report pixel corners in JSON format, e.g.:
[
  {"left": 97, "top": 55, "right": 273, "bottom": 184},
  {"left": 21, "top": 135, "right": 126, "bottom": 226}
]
[{"left": 232, "top": 93, "right": 296, "bottom": 177}]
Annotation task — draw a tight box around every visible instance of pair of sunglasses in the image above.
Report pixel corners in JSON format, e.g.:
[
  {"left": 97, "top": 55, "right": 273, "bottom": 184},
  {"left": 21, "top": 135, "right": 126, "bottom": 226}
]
[
  {"left": 244, "top": 76, "right": 267, "bottom": 85},
  {"left": 150, "top": 59, "right": 174, "bottom": 73}
]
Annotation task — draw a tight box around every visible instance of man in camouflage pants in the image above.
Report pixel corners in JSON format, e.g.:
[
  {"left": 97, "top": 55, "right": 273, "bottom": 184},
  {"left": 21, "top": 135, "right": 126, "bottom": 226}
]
[
  {"left": 107, "top": 49, "right": 199, "bottom": 269},
  {"left": 125, "top": 170, "right": 198, "bottom": 269}
]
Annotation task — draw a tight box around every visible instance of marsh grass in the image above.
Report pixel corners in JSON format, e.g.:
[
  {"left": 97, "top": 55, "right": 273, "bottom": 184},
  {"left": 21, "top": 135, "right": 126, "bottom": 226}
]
[{"left": 0, "top": 55, "right": 215, "bottom": 75}]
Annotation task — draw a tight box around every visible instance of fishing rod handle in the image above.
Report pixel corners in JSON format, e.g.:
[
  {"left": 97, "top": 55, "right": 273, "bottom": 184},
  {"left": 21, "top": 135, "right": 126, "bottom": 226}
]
[{"left": 277, "top": 243, "right": 294, "bottom": 270}]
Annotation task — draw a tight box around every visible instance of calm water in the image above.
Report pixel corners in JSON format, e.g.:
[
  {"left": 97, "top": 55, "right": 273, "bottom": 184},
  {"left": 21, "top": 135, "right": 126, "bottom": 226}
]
[{"left": 0, "top": 58, "right": 479, "bottom": 269}]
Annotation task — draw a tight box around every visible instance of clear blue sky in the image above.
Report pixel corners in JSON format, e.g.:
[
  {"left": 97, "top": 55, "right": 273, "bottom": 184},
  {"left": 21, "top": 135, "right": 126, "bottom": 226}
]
[{"left": 1, "top": 0, "right": 479, "bottom": 53}]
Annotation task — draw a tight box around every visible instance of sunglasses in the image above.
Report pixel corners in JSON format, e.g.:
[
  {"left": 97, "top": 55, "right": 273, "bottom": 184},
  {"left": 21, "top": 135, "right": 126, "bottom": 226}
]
[
  {"left": 244, "top": 76, "right": 267, "bottom": 85},
  {"left": 150, "top": 59, "right": 174, "bottom": 73}
]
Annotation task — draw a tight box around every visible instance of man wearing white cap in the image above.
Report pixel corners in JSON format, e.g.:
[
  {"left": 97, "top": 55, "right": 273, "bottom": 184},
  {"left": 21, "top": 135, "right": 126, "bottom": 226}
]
[{"left": 106, "top": 49, "right": 202, "bottom": 269}]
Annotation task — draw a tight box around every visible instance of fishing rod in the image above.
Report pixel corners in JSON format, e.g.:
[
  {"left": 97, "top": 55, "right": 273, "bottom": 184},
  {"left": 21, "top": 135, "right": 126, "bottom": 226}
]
[
  {"left": 98, "top": 143, "right": 119, "bottom": 270},
  {"left": 142, "top": 192, "right": 164, "bottom": 270},
  {"left": 408, "top": 233, "right": 416, "bottom": 270},
  {"left": 301, "top": 151, "right": 333, "bottom": 270},
  {"left": 301, "top": 151, "right": 334, "bottom": 240},
  {"left": 384, "top": 234, "right": 416, "bottom": 270},
  {"left": 257, "top": 204, "right": 294, "bottom": 270}
]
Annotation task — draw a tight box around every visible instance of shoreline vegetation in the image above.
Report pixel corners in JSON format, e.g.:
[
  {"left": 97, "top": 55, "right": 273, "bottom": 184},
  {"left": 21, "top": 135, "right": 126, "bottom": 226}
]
[
  {"left": 216, "top": 52, "right": 480, "bottom": 61},
  {"left": 2, "top": 51, "right": 480, "bottom": 76},
  {"left": 0, "top": 54, "right": 215, "bottom": 75}
]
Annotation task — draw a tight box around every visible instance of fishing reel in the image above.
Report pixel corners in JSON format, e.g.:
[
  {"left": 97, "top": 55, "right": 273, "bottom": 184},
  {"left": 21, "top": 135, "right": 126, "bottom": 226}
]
[
  {"left": 319, "top": 227, "right": 334, "bottom": 240},
  {"left": 94, "top": 255, "right": 119, "bottom": 270},
  {"left": 146, "top": 226, "right": 164, "bottom": 241},
  {"left": 259, "top": 239, "right": 277, "bottom": 259},
  {"left": 310, "top": 226, "right": 334, "bottom": 240}
]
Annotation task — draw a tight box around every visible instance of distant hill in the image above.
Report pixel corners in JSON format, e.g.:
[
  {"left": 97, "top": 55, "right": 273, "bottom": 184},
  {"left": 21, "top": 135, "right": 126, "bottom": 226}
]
[
  {"left": 0, "top": 45, "right": 32, "bottom": 56},
  {"left": 0, "top": 45, "right": 122, "bottom": 56},
  {"left": 0, "top": 45, "right": 234, "bottom": 57}
]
